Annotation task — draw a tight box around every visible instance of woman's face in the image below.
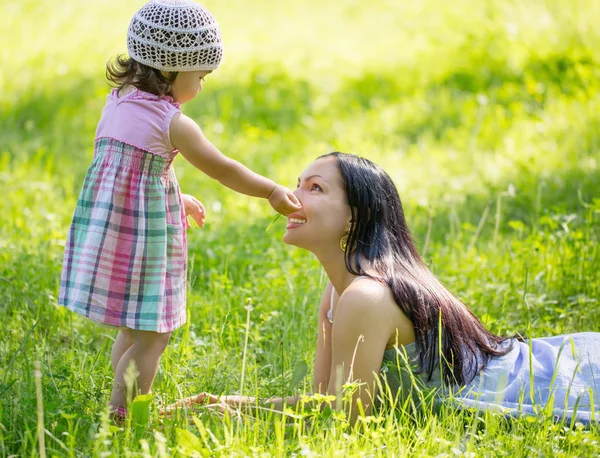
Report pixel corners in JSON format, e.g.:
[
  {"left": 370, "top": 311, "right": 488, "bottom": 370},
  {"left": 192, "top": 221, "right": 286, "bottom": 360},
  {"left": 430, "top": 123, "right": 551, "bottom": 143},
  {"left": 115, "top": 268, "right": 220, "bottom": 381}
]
[{"left": 283, "top": 157, "right": 352, "bottom": 252}]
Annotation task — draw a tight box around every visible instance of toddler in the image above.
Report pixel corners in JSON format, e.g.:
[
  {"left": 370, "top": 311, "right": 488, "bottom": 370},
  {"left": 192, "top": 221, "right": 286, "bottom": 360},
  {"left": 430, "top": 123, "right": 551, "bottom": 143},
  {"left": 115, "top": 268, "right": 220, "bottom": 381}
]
[{"left": 58, "top": 0, "right": 301, "bottom": 420}]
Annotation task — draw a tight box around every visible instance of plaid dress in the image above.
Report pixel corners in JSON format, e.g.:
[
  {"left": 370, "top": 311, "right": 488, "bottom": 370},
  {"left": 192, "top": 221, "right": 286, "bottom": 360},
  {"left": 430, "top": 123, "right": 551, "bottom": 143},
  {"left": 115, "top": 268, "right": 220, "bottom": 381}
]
[{"left": 59, "top": 89, "right": 187, "bottom": 332}]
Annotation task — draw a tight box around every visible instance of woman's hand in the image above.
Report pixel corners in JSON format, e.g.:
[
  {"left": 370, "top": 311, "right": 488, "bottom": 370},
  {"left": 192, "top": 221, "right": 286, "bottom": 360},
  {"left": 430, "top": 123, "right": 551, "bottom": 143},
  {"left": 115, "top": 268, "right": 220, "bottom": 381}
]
[
  {"left": 181, "top": 194, "right": 206, "bottom": 227},
  {"left": 161, "top": 393, "right": 255, "bottom": 417},
  {"left": 204, "top": 394, "right": 257, "bottom": 411},
  {"left": 161, "top": 393, "right": 208, "bottom": 417}
]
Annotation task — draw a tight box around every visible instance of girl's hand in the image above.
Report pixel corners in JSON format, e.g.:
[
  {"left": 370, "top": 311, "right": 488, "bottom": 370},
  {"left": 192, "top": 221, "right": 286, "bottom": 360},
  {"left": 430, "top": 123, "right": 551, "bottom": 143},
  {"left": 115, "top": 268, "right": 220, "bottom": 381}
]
[
  {"left": 181, "top": 194, "right": 206, "bottom": 227},
  {"left": 268, "top": 185, "right": 302, "bottom": 215}
]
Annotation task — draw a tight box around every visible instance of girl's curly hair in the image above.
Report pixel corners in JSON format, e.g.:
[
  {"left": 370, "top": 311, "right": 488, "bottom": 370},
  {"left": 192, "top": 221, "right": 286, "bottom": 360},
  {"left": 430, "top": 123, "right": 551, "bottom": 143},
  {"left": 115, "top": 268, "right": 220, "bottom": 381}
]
[{"left": 106, "top": 55, "right": 177, "bottom": 97}]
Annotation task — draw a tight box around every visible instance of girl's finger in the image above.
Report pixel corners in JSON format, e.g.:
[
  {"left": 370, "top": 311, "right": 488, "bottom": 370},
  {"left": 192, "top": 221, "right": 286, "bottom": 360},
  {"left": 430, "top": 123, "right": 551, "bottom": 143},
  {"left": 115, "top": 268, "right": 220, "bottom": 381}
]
[
  {"left": 189, "top": 196, "right": 204, "bottom": 213},
  {"left": 288, "top": 193, "right": 302, "bottom": 207},
  {"left": 190, "top": 202, "right": 201, "bottom": 214},
  {"left": 192, "top": 197, "right": 205, "bottom": 212}
]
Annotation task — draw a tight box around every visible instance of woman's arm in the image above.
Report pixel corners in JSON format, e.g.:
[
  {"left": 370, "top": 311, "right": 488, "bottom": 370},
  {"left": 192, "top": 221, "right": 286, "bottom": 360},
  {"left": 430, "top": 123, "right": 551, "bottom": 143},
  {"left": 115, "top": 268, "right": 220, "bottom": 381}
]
[
  {"left": 327, "top": 282, "right": 410, "bottom": 421},
  {"left": 214, "top": 283, "right": 335, "bottom": 411},
  {"left": 314, "top": 282, "right": 334, "bottom": 394},
  {"left": 224, "top": 283, "right": 407, "bottom": 419},
  {"left": 181, "top": 282, "right": 412, "bottom": 422}
]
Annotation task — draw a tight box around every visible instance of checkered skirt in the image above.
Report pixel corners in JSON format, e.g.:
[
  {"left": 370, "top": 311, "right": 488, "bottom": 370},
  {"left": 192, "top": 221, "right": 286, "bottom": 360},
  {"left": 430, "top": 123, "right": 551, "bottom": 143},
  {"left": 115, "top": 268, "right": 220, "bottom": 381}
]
[{"left": 59, "top": 138, "right": 187, "bottom": 332}]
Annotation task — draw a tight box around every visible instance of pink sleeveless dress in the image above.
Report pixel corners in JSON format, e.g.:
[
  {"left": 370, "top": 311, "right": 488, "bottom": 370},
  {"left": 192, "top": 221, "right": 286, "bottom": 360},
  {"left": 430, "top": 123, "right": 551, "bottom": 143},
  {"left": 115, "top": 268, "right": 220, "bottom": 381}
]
[{"left": 59, "top": 87, "right": 188, "bottom": 333}]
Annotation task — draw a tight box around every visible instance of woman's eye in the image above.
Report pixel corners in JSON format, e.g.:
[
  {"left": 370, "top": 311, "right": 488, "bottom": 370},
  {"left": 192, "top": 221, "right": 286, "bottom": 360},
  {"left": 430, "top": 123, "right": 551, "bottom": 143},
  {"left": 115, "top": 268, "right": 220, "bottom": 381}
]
[{"left": 311, "top": 184, "right": 322, "bottom": 192}]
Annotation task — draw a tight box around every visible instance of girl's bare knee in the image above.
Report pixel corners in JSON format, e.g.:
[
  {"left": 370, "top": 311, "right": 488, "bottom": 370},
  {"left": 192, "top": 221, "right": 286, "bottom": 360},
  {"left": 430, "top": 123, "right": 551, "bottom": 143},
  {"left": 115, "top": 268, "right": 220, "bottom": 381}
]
[
  {"left": 155, "top": 331, "right": 171, "bottom": 351},
  {"left": 132, "top": 330, "right": 171, "bottom": 353},
  {"left": 121, "top": 328, "right": 134, "bottom": 344}
]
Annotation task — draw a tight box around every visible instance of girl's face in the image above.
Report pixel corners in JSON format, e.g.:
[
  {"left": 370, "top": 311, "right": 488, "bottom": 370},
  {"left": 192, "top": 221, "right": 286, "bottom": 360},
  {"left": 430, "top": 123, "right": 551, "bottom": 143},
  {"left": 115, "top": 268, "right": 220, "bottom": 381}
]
[
  {"left": 170, "top": 70, "right": 212, "bottom": 103},
  {"left": 283, "top": 157, "right": 352, "bottom": 253}
]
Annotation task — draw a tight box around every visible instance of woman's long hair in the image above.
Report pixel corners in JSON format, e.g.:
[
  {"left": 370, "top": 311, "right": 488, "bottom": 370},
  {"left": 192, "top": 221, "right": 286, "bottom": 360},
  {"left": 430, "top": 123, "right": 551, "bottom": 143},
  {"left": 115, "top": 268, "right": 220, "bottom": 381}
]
[{"left": 321, "top": 152, "right": 516, "bottom": 386}]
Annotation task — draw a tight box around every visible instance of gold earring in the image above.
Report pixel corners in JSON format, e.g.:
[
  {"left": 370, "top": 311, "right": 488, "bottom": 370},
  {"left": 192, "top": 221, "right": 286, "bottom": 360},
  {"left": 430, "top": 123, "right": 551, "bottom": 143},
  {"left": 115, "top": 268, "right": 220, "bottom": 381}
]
[{"left": 340, "top": 235, "right": 348, "bottom": 252}]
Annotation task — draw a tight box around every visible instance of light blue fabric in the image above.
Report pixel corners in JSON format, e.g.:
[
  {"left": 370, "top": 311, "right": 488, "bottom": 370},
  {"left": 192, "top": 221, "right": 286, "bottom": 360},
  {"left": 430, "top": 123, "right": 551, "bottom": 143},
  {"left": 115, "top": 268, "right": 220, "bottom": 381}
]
[{"left": 381, "top": 333, "right": 600, "bottom": 423}]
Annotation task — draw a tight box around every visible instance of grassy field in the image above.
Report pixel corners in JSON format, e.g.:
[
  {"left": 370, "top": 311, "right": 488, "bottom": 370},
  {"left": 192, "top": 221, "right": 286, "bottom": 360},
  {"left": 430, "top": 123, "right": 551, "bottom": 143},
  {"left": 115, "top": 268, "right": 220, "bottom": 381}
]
[{"left": 1, "top": 0, "right": 599, "bottom": 455}]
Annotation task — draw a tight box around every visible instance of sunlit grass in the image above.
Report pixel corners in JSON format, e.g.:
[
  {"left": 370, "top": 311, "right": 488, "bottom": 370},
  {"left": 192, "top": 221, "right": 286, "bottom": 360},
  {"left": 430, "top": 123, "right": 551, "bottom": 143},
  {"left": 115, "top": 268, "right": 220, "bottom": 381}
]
[{"left": 0, "top": 0, "right": 599, "bottom": 456}]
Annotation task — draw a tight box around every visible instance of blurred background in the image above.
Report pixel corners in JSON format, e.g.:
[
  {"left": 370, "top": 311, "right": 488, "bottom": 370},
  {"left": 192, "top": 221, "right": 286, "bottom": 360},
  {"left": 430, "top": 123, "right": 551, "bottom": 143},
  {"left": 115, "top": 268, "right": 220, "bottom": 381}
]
[
  {"left": 3, "top": 0, "right": 599, "bottom": 211},
  {"left": 2, "top": 0, "right": 600, "bottom": 361}
]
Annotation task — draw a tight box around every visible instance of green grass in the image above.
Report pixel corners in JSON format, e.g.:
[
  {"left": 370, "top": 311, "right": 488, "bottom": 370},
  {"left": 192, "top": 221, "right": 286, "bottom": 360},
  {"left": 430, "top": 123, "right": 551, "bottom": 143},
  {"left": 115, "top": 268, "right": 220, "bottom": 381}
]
[{"left": 1, "top": 0, "right": 599, "bottom": 455}]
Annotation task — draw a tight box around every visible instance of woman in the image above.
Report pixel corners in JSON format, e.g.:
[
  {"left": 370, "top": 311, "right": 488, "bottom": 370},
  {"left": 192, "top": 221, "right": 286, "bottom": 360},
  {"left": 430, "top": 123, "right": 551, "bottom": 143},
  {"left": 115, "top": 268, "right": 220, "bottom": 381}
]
[{"left": 170, "top": 152, "right": 600, "bottom": 423}]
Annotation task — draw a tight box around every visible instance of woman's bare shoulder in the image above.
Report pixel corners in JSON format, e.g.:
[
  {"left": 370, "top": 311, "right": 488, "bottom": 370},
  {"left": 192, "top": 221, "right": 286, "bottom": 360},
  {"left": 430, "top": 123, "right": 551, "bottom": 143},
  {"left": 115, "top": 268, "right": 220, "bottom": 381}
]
[
  {"left": 341, "top": 277, "right": 394, "bottom": 309},
  {"left": 338, "top": 277, "right": 414, "bottom": 345}
]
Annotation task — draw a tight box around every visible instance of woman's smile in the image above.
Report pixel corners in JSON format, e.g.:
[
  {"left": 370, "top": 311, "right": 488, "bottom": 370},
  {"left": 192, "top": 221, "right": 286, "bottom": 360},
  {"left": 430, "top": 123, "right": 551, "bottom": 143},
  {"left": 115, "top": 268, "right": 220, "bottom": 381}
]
[{"left": 286, "top": 215, "right": 307, "bottom": 229}]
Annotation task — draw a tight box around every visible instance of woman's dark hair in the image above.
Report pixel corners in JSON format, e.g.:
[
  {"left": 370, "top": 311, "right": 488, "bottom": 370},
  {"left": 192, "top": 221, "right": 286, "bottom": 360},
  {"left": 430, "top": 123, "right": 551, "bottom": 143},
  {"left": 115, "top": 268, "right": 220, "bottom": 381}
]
[
  {"left": 106, "top": 55, "right": 177, "bottom": 97},
  {"left": 320, "top": 152, "right": 516, "bottom": 386}
]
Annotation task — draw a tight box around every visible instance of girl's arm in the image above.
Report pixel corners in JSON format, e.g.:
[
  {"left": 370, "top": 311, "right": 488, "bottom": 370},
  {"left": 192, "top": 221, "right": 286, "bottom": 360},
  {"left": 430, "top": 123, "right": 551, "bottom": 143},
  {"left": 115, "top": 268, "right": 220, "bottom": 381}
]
[{"left": 170, "top": 113, "right": 301, "bottom": 213}]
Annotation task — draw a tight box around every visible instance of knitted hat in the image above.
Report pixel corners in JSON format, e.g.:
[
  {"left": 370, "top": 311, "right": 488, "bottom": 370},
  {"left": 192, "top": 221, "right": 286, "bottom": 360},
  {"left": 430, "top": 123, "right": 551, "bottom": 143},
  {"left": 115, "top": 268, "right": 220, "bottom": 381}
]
[{"left": 127, "top": 0, "right": 223, "bottom": 72}]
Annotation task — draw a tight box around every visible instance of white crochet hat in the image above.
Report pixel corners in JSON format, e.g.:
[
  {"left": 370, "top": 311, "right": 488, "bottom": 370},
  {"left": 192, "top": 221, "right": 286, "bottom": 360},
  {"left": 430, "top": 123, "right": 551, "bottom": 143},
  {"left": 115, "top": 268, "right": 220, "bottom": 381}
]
[{"left": 127, "top": 0, "right": 223, "bottom": 72}]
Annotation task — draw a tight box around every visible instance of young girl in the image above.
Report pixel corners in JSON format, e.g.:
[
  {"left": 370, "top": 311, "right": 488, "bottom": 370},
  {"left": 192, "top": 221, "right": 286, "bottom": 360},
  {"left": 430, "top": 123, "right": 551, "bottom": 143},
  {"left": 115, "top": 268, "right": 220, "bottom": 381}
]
[{"left": 58, "top": 0, "right": 301, "bottom": 420}]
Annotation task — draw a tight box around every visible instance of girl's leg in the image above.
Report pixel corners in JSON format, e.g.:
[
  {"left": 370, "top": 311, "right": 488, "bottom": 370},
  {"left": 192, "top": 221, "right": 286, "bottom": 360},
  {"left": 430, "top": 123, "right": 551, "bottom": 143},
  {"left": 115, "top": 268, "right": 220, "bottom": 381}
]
[
  {"left": 110, "top": 330, "right": 172, "bottom": 408},
  {"left": 111, "top": 329, "right": 133, "bottom": 374}
]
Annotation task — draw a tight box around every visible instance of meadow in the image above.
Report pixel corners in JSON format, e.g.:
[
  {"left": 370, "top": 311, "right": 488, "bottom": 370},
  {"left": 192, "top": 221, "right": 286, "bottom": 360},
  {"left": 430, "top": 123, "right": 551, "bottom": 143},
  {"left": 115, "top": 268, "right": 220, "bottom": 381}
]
[{"left": 1, "top": 0, "right": 599, "bottom": 455}]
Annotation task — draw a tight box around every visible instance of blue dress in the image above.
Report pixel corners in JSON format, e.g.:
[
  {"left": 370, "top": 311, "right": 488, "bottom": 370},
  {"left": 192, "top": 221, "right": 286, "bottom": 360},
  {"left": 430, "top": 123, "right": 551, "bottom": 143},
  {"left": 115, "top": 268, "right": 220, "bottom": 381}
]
[{"left": 381, "top": 333, "right": 600, "bottom": 424}]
